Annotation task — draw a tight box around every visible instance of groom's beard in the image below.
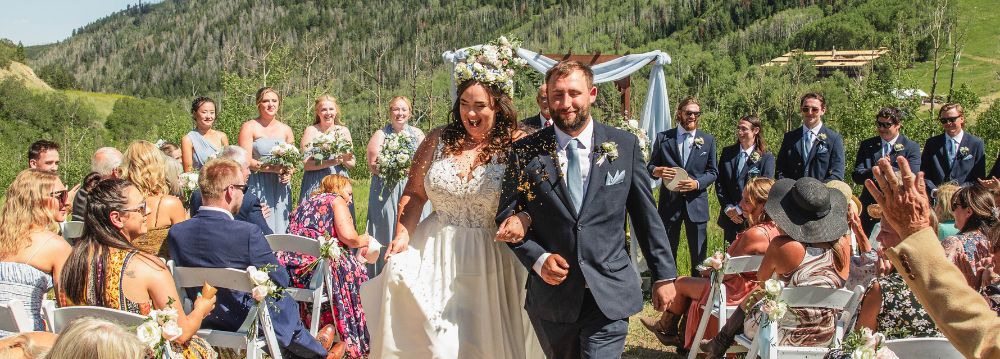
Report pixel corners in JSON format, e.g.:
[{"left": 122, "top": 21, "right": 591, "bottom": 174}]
[{"left": 551, "top": 105, "right": 590, "bottom": 133}]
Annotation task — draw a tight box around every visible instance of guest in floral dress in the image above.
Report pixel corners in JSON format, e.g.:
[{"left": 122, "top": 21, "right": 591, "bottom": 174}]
[
  {"left": 855, "top": 249, "right": 943, "bottom": 338},
  {"left": 277, "top": 174, "right": 372, "bottom": 358},
  {"left": 942, "top": 184, "right": 996, "bottom": 290}
]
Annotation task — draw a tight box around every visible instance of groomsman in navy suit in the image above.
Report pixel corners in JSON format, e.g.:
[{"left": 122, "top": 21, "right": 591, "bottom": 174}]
[
  {"left": 851, "top": 107, "right": 921, "bottom": 234},
  {"left": 716, "top": 115, "right": 775, "bottom": 244},
  {"left": 519, "top": 83, "right": 553, "bottom": 132},
  {"left": 775, "top": 93, "right": 845, "bottom": 182},
  {"left": 648, "top": 97, "right": 718, "bottom": 275},
  {"left": 921, "top": 103, "right": 986, "bottom": 196}
]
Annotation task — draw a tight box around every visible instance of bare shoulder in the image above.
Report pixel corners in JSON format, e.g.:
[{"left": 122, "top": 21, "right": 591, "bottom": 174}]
[{"left": 127, "top": 252, "right": 169, "bottom": 279}]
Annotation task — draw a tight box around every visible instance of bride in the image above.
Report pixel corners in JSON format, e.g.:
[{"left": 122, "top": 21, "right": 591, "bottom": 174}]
[{"left": 360, "top": 44, "right": 543, "bottom": 359}]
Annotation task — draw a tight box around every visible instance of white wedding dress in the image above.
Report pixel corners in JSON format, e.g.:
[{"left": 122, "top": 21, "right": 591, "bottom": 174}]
[{"left": 360, "top": 148, "right": 544, "bottom": 359}]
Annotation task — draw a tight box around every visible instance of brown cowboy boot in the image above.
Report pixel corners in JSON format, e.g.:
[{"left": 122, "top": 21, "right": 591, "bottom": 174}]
[
  {"left": 639, "top": 310, "right": 684, "bottom": 347},
  {"left": 698, "top": 307, "right": 747, "bottom": 359}
]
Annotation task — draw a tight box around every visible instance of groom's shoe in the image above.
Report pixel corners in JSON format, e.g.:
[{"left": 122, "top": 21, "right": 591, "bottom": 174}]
[{"left": 640, "top": 312, "right": 683, "bottom": 347}]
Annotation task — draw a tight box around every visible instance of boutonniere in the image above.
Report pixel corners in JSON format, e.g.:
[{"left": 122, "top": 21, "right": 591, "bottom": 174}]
[
  {"left": 595, "top": 141, "right": 619, "bottom": 166},
  {"left": 893, "top": 143, "right": 904, "bottom": 152},
  {"left": 749, "top": 152, "right": 761, "bottom": 163},
  {"left": 960, "top": 146, "right": 970, "bottom": 156},
  {"left": 693, "top": 137, "right": 705, "bottom": 148},
  {"left": 817, "top": 133, "right": 828, "bottom": 142}
]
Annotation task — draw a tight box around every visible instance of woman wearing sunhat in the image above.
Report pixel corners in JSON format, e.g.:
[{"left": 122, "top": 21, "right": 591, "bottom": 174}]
[{"left": 698, "top": 177, "right": 851, "bottom": 358}]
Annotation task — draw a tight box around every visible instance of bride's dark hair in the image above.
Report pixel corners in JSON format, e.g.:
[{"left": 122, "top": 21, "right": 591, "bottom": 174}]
[{"left": 440, "top": 79, "right": 518, "bottom": 165}]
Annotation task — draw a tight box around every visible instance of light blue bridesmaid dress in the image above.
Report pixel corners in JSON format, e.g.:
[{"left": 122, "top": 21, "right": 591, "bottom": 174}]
[
  {"left": 248, "top": 138, "right": 291, "bottom": 234},
  {"left": 186, "top": 129, "right": 220, "bottom": 170},
  {"left": 366, "top": 124, "right": 430, "bottom": 276}
]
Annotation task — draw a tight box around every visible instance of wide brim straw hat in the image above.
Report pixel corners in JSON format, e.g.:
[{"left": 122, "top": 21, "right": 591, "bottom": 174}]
[
  {"left": 766, "top": 177, "right": 849, "bottom": 244},
  {"left": 825, "top": 180, "right": 862, "bottom": 214}
]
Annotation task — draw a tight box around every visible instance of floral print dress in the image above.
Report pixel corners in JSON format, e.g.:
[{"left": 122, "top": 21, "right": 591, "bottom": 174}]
[
  {"left": 277, "top": 192, "right": 370, "bottom": 358},
  {"left": 873, "top": 272, "right": 942, "bottom": 338}
]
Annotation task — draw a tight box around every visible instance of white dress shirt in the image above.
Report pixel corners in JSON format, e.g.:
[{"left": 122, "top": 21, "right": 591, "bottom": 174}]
[
  {"left": 676, "top": 127, "right": 697, "bottom": 164},
  {"left": 881, "top": 134, "right": 900, "bottom": 157},
  {"left": 199, "top": 205, "right": 235, "bottom": 220}
]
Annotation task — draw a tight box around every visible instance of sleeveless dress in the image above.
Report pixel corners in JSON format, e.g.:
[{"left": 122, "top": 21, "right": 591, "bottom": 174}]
[
  {"left": 249, "top": 138, "right": 291, "bottom": 234},
  {"left": 743, "top": 240, "right": 846, "bottom": 347},
  {"left": 682, "top": 221, "right": 779, "bottom": 348},
  {"left": 59, "top": 248, "right": 217, "bottom": 358},
  {"left": 871, "top": 272, "right": 942, "bottom": 339},
  {"left": 186, "top": 130, "right": 220, "bottom": 170},
  {"left": 0, "top": 239, "right": 54, "bottom": 337},
  {"left": 359, "top": 146, "right": 544, "bottom": 359},
  {"left": 277, "top": 193, "right": 370, "bottom": 358},
  {"left": 365, "top": 124, "right": 430, "bottom": 276},
  {"left": 133, "top": 196, "right": 172, "bottom": 258}
]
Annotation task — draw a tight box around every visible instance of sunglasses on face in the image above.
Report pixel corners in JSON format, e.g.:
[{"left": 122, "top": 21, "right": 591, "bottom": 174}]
[
  {"left": 121, "top": 202, "right": 147, "bottom": 215},
  {"left": 49, "top": 189, "right": 69, "bottom": 203},
  {"left": 684, "top": 111, "right": 701, "bottom": 118},
  {"left": 231, "top": 184, "right": 248, "bottom": 193},
  {"left": 801, "top": 106, "right": 822, "bottom": 114},
  {"left": 875, "top": 121, "right": 896, "bottom": 129},
  {"left": 939, "top": 116, "right": 961, "bottom": 124}
]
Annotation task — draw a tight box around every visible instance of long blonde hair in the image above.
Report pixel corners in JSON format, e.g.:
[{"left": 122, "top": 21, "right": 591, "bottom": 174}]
[
  {"left": 121, "top": 141, "right": 169, "bottom": 197},
  {"left": 0, "top": 169, "right": 61, "bottom": 258},
  {"left": 743, "top": 177, "right": 775, "bottom": 226},
  {"left": 47, "top": 317, "right": 148, "bottom": 359},
  {"left": 313, "top": 94, "right": 343, "bottom": 126}
]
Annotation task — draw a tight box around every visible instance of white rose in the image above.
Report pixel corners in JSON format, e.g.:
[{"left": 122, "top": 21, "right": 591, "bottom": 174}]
[
  {"left": 395, "top": 153, "right": 409, "bottom": 164},
  {"left": 247, "top": 266, "right": 270, "bottom": 286},
  {"left": 852, "top": 347, "right": 876, "bottom": 359},
  {"left": 251, "top": 284, "right": 270, "bottom": 302},
  {"left": 161, "top": 321, "right": 183, "bottom": 341},
  {"left": 628, "top": 119, "right": 639, "bottom": 129},
  {"left": 764, "top": 279, "right": 784, "bottom": 296},
  {"left": 874, "top": 348, "right": 898, "bottom": 359},
  {"left": 136, "top": 321, "right": 162, "bottom": 348}
]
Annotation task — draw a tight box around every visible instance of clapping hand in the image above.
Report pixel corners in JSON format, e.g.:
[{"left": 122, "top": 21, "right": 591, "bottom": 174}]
[
  {"left": 496, "top": 212, "right": 530, "bottom": 243},
  {"left": 863, "top": 156, "right": 931, "bottom": 244},
  {"left": 978, "top": 176, "right": 1000, "bottom": 190},
  {"left": 540, "top": 254, "right": 569, "bottom": 285}
]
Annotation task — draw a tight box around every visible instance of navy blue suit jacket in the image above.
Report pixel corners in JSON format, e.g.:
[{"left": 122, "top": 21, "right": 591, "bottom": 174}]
[
  {"left": 497, "top": 123, "right": 676, "bottom": 323},
  {"left": 991, "top": 155, "right": 1000, "bottom": 180},
  {"left": 775, "top": 125, "right": 845, "bottom": 182},
  {"left": 852, "top": 134, "right": 921, "bottom": 207},
  {"left": 166, "top": 210, "right": 325, "bottom": 358},
  {"left": 715, "top": 145, "right": 774, "bottom": 230},
  {"left": 921, "top": 132, "right": 986, "bottom": 191},
  {"left": 189, "top": 190, "right": 273, "bottom": 236},
  {"left": 647, "top": 128, "right": 718, "bottom": 223}
]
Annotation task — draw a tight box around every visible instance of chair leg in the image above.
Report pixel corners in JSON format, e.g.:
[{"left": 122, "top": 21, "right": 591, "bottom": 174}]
[{"left": 310, "top": 291, "right": 322, "bottom": 336}]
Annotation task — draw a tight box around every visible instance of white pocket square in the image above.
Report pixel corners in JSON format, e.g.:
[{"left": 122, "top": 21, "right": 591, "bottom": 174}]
[{"left": 606, "top": 170, "right": 626, "bottom": 186}]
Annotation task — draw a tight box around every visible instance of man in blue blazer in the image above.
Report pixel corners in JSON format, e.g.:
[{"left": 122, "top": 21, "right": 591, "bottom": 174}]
[
  {"left": 188, "top": 146, "right": 272, "bottom": 235},
  {"left": 167, "top": 159, "right": 333, "bottom": 358},
  {"left": 648, "top": 97, "right": 718, "bottom": 276},
  {"left": 716, "top": 115, "right": 775, "bottom": 243},
  {"left": 851, "top": 107, "right": 921, "bottom": 234},
  {"left": 776, "top": 93, "right": 845, "bottom": 182},
  {"left": 922, "top": 103, "right": 987, "bottom": 196}
]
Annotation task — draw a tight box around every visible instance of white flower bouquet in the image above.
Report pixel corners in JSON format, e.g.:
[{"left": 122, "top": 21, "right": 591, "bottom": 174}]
[
  {"left": 376, "top": 132, "right": 415, "bottom": 187},
  {"left": 135, "top": 300, "right": 183, "bottom": 358},
  {"left": 759, "top": 278, "right": 789, "bottom": 321},
  {"left": 824, "top": 328, "right": 899, "bottom": 359},
  {"left": 305, "top": 132, "right": 353, "bottom": 166},
  {"left": 609, "top": 115, "right": 650, "bottom": 161},
  {"left": 177, "top": 171, "right": 198, "bottom": 200},
  {"left": 262, "top": 142, "right": 303, "bottom": 171}
]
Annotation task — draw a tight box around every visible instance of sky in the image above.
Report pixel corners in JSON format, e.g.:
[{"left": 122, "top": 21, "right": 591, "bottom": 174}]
[{"left": 0, "top": 1, "right": 162, "bottom": 46}]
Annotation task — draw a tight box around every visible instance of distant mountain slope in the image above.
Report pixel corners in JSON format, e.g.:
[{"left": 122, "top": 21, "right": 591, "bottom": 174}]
[{"left": 0, "top": 61, "right": 53, "bottom": 91}]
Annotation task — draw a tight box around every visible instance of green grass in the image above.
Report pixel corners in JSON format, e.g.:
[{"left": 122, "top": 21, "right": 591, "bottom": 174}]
[
  {"left": 905, "top": 0, "right": 1000, "bottom": 110},
  {"left": 62, "top": 89, "right": 127, "bottom": 120}
]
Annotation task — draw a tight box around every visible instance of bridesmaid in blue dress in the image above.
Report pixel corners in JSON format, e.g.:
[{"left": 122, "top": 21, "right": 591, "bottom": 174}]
[
  {"left": 364, "top": 96, "right": 428, "bottom": 275},
  {"left": 239, "top": 87, "right": 296, "bottom": 234},
  {"left": 299, "top": 94, "right": 356, "bottom": 201},
  {"left": 181, "top": 97, "right": 229, "bottom": 173}
]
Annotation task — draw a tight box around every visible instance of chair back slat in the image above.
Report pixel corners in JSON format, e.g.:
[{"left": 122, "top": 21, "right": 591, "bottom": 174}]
[
  {"left": 62, "top": 221, "right": 85, "bottom": 239},
  {"left": 265, "top": 234, "right": 322, "bottom": 257},
  {"left": 779, "top": 287, "right": 855, "bottom": 309},
  {"left": 884, "top": 338, "right": 962, "bottom": 358},
  {"left": 47, "top": 306, "right": 146, "bottom": 333},
  {"left": 0, "top": 299, "right": 33, "bottom": 333},
  {"left": 172, "top": 267, "right": 254, "bottom": 293},
  {"left": 724, "top": 255, "right": 764, "bottom": 274}
]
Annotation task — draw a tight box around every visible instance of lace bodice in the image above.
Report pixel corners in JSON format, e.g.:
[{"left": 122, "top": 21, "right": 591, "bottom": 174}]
[{"left": 423, "top": 148, "right": 505, "bottom": 229}]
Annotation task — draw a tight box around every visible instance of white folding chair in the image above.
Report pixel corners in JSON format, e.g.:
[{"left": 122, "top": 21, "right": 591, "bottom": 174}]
[
  {"left": 61, "top": 220, "right": 85, "bottom": 240},
  {"left": 687, "top": 255, "right": 763, "bottom": 359},
  {"left": 172, "top": 266, "right": 283, "bottom": 359},
  {"left": 265, "top": 233, "right": 331, "bottom": 336},
  {"left": 43, "top": 305, "right": 146, "bottom": 333},
  {"left": 738, "top": 286, "right": 863, "bottom": 359},
  {"left": 0, "top": 299, "right": 34, "bottom": 333},
  {"left": 883, "top": 337, "right": 962, "bottom": 358}
]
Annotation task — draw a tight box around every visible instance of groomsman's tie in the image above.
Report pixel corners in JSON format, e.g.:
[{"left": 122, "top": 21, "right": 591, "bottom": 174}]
[
  {"left": 946, "top": 138, "right": 956, "bottom": 163},
  {"left": 681, "top": 133, "right": 691, "bottom": 165},
  {"left": 737, "top": 151, "right": 747, "bottom": 175},
  {"left": 803, "top": 130, "right": 813, "bottom": 174},
  {"left": 566, "top": 138, "right": 583, "bottom": 214},
  {"left": 883, "top": 142, "right": 891, "bottom": 158}
]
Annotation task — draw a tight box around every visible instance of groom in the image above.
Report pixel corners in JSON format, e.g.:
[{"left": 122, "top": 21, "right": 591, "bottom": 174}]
[{"left": 497, "top": 61, "right": 677, "bottom": 358}]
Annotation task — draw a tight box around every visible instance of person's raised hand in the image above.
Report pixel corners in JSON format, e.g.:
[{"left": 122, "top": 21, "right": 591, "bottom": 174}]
[
  {"left": 540, "top": 254, "right": 569, "bottom": 285},
  {"left": 863, "top": 156, "right": 931, "bottom": 243}
]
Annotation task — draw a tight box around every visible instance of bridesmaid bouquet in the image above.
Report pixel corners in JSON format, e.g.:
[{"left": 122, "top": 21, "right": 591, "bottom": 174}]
[
  {"left": 177, "top": 172, "right": 199, "bottom": 200},
  {"left": 376, "top": 132, "right": 415, "bottom": 186},
  {"left": 135, "top": 298, "right": 183, "bottom": 358},
  {"left": 305, "top": 132, "right": 353, "bottom": 166},
  {"left": 610, "top": 114, "right": 650, "bottom": 161},
  {"left": 263, "top": 142, "right": 303, "bottom": 171}
]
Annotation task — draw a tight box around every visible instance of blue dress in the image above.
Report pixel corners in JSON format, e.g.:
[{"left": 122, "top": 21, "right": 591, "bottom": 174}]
[
  {"left": 186, "top": 129, "right": 220, "bottom": 170},
  {"left": 300, "top": 165, "right": 351, "bottom": 202},
  {"left": 249, "top": 138, "right": 291, "bottom": 234},
  {"left": 365, "top": 124, "right": 430, "bottom": 276}
]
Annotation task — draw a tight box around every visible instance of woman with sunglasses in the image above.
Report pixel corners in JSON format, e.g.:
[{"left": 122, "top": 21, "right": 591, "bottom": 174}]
[
  {"left": 58, "top": 178, "right": 217, "bottom": 358},
  {"left": 0, "top": 169, "right": 72, "bottom": 336},
  {"left": 120, "top": 140, "right": 189, "bottom": 258},
  {"left": 920, "top": 103, "right": 987, "bottom": 194},
  {"left": 774, "top": 92, "right": 845, "bottom": 182},
  {"left": 941, "top": 184, "right": 997, "bottom": 291}
]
